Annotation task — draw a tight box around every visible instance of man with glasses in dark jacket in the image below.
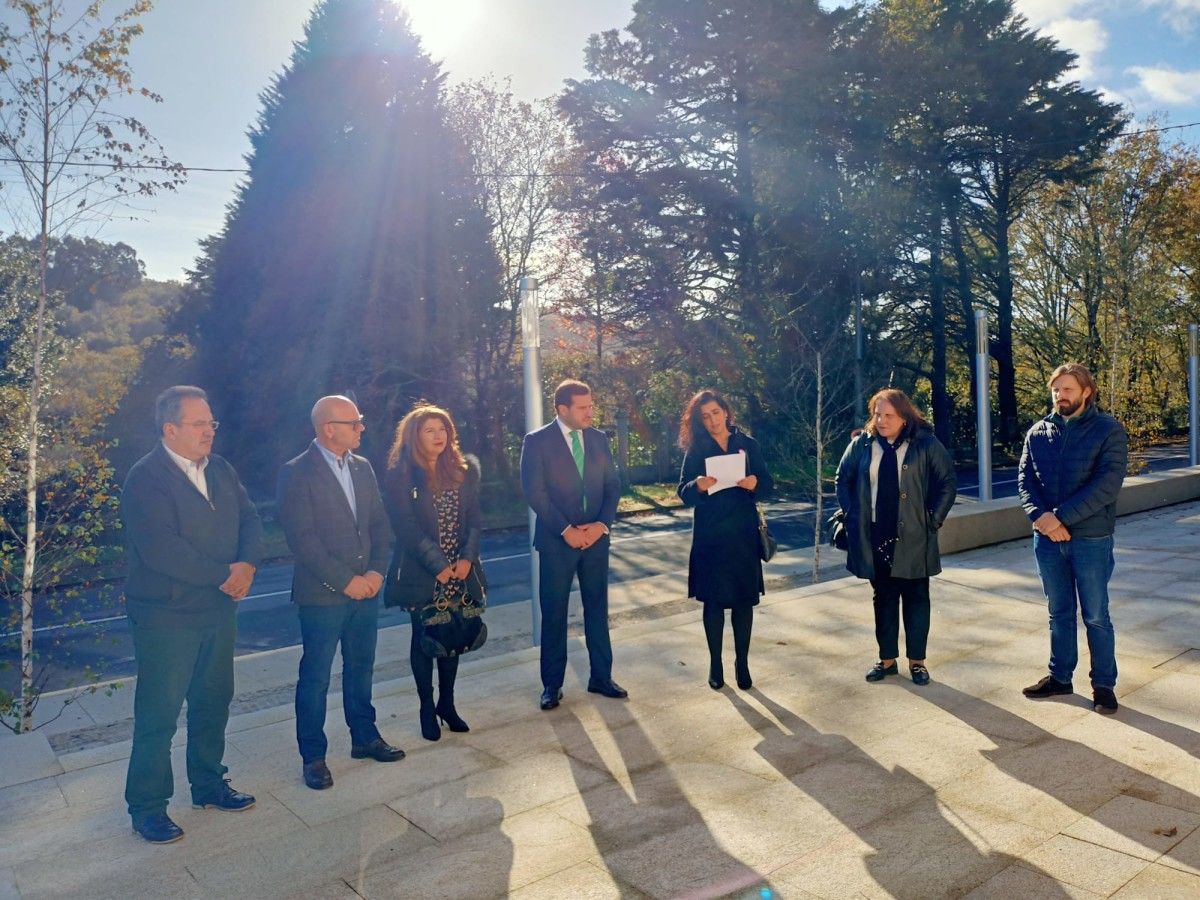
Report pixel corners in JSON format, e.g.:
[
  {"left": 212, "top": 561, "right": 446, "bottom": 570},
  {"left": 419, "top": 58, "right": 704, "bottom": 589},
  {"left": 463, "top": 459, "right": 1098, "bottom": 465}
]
[
  {"left": 1018, "top": 363, "right": 1128, "bottom": 714},
  {"left": 121, "top": 386, "right": 263, "bottom": 843},
  {"left": 277, "top": 394, "right": 403, "bottom": 792}
]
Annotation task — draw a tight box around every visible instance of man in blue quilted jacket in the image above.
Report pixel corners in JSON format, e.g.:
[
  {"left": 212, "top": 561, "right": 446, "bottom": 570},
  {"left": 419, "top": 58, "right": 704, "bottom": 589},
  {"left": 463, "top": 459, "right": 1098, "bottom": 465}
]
[{"left": 1017, "top": 363, "right": 1128, "bottom": 714}]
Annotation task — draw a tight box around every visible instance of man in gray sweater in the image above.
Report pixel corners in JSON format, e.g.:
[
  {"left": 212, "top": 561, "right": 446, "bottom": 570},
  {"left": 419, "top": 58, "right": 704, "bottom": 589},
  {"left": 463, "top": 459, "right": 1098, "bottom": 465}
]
[{"left": 121, "top": 386, "right": 263, "bottom": 843}]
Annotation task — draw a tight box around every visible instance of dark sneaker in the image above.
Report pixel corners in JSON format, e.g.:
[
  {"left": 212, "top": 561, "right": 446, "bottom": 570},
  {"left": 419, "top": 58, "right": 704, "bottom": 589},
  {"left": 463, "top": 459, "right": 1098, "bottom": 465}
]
[
  {"left": 1093, "top": 687, "right": 1119, "bottom": 714},
  {"left": 132, "top": 812, "right": 184, "bottom": 844},
  {"left": 865, "top": 661, "right": 899, "bottom": 682},
  {"left": 192, "top": 779, "right": 255, "bottom": 812},
  {"left": 1022, "top": 675, "right": 1073, "bottom": 698},
  {"left": 910, "top": 664, "right": 931, "bottom": 686}
]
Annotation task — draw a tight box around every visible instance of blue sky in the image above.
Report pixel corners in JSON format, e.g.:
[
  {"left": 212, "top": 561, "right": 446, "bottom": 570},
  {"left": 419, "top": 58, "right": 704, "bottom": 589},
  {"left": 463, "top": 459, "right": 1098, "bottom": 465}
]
[{"left": 5, "top": 0, "right": 1196, "bottom": 280}]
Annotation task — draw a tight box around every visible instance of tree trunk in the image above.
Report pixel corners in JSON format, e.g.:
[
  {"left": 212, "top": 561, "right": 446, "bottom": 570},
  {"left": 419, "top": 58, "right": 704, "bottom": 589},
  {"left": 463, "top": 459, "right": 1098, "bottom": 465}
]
[
  {"left": 812, "top": 350, "right": 823, "bottom": 583},
  {"left": 947, "top": 195, "right": 978, "bottom": 409},
  {"left": 20, "top": 49, "right": 54, "bottom": 731},
  {"left": 993, "top": 188, "right": 1019, "bottom": 448},
  {"left": 929, "top": 214, "right": 952, "bottom": 447}
]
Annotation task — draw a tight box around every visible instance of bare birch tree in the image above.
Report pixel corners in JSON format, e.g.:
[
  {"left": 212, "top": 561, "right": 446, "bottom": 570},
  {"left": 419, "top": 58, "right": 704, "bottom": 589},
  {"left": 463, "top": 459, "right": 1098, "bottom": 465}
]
[{"left": 0, "top": 0, "right": 183, "bottom": 730}]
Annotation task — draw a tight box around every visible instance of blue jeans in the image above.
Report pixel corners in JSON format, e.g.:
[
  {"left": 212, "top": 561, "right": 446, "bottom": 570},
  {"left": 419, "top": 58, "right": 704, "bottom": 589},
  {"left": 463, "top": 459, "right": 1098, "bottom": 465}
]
[
  {"left": 295, "top": 600, "right": 381, "bottom": 763},
  {"left": 1033, "top": 532, "right": 1118, "bottom": 689}
]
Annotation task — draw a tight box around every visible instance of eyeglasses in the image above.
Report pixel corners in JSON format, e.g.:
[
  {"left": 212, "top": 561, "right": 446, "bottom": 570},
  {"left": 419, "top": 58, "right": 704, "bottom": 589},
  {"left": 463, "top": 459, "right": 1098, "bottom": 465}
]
[
  {"left": 178, "top": 420, "right": 220, "bottom": 431},
  {"left": 325, "top": 417, "right": 366, "bottom": 428}
]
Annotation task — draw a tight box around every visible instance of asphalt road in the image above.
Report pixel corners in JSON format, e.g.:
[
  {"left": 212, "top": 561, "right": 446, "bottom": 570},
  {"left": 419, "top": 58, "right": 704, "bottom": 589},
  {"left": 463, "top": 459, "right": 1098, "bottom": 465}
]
[
  {"left": 3, "top": 445, "right": 1191, "bottom": 693},
  {"left": 1, "top": 501, "right": 826, "bottom": 693}
]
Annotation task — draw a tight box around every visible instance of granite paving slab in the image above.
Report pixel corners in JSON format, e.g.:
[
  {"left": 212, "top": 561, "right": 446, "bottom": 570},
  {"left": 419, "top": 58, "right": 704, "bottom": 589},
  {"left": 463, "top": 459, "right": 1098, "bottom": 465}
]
[
  {"left": 1019, "top": 835, "right": 1150, "bottom": 896},
  {"left": 353, "top": 807, "right": 596, "bottom": 899},
  {"left": 386, "top": 749, "right": 613, "bottom": 840},
  {"left": 0, "top": 733, "right": 62, "bottom": 788},
  {"left": 962, "top": 862, "right": 1102, "bottom": 899},
  {"left": 509, "top": 860, "right": 648, "bottom": 900},
  {"left": 6, "top": 499, "right": 1200, "bottom": 898},
  {"left": 185, "top": 805, "right": 433, "bottom": 898},
  {"left": 1160, "top": 823, "right": 1200, "bottom": 876},
  {"left": 268, "top": 742, "right": 502, "bottom": 827},
  {"left": 1109, "top": 863, "right": 1200, "bottom": 898},
  {"left": 1062, "top": 794, "right": 1200, "bottom": 863}
]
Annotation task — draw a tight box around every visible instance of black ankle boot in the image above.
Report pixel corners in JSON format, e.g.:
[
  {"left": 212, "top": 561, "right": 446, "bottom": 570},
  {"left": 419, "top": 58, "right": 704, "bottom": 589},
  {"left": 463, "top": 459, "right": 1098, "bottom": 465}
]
[
  {"left": 735, "top": 659, "right": 752, "bottom": 690},
  {"left": 435, "top": 699, "right": 469, "bottom": 732},
  {"left": 419, "top": 703, "right": 441, "bottom": 741},
  {"left": 708, "top": 660, "right": 724, "bottom": 690}
]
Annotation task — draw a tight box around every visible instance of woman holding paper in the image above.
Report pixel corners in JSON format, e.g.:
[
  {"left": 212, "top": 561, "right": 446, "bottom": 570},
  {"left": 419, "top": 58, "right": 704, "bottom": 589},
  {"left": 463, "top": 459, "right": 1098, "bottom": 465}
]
[
  {"left": 677, "top": 389, "right": 773, "bottom": 690},
  {"left": 834, "top": 389, "right": 956, "bottom": 686}
]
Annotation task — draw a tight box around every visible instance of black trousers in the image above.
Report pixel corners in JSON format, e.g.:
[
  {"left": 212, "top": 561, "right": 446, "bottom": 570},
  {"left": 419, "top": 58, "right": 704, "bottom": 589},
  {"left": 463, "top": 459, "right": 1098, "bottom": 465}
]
[
  {"left": 125, "top": 611, "right": 234, "bottom": 822},
  {"left": 538, "top": 536, "right": 613, "bottom": 690},
  {"left": 869, "top": 567, "right": 930, "bottom": 660}
]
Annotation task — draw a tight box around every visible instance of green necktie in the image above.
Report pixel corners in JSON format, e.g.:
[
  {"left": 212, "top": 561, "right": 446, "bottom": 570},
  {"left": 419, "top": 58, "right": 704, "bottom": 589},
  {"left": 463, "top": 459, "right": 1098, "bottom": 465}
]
[{"left": 570, "top": 429, "right": 587, "bottom": 511}]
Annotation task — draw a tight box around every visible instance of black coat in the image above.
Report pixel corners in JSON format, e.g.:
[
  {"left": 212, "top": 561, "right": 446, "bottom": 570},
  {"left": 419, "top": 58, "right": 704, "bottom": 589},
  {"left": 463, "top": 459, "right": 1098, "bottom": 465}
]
[
  {"left": 382, "top": 456, "right": 486, "bottom": 611},
  {"left": 1018, "top": 405, "right": 1127, "bottom": 538},
  {"left": 519, "top": 420, "right": 620, "bottom": 552},
  {"left": 677, "top": 427, "right": 773, "bottom": 607},
  {"left": 276, "top": 442, "right": 394, "bottom": 606},
  {"left": 835, "top": 426, "right": 957, "bottom": 580},
  {"left": 122, "top": 443, "right": 263, "bottom": 627}
]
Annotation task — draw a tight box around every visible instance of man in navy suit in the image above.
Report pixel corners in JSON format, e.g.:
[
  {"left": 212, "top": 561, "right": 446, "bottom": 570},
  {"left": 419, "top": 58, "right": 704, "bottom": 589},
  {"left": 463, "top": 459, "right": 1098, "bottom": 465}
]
[
  {"left": 521, "top": 379, "right": 626, "bottom": 710},
  {"left": 277, "top": 394, "right": 404, "bottom": 790}
]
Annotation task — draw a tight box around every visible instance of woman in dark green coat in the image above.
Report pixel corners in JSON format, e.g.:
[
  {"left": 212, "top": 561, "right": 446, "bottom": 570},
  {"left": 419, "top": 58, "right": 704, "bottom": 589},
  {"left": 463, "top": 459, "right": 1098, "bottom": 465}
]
[{"left": 835, "top": 389, "right": 956, "bottom": 686}]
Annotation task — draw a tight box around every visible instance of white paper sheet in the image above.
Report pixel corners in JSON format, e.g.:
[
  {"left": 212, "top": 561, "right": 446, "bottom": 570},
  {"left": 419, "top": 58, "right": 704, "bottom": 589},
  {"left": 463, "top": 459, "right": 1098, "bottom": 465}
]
[{"left": 704, "top": 451, "right": 746, "bottom": 494}]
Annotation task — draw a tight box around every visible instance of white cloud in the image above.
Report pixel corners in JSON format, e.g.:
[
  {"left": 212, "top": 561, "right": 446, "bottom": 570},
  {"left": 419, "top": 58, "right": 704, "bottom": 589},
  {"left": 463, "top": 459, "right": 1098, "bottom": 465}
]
[
  {"left": 1140, "top": 0, "right": 1200, "bottom": 34},
  {"left": 1095, "top": 83, "right": 1136, "bottom": 113},
  {"left": 1126, "top": 64, "right": 1200, "bottom": 105},
  {"left": 1038, "top": 17, "right": 1109, "bottom": 81},
  {"left": 1014, "top": 0, "right": 1094, "bottom": 29}
]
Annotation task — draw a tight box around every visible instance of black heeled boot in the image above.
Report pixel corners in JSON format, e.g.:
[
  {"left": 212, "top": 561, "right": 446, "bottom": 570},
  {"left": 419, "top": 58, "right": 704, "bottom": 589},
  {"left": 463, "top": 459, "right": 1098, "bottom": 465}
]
[
  {"left": 419, "top": 703, "right": 441, "bottom": 742},
  {"left": 735, "top": 658, "right": 753, "bottom": 690},
  {"left": 435, "top": 657, "right": 468, "bottom": 731},
  {"left": 708, "top": 660, "right": 724, "bottom": 690},
  {"left": 732, "top": 606, "right": 753, "bottom": 690},
  {"left": 435, "top": 699, "right": 469, "bottom": 732}
]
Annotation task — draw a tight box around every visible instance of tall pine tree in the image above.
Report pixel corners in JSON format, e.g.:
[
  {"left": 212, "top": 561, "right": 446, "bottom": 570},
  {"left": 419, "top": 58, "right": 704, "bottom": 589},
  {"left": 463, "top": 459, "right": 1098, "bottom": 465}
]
[{"left": 190, "top": 0, "right": 499, "bottom": 492}]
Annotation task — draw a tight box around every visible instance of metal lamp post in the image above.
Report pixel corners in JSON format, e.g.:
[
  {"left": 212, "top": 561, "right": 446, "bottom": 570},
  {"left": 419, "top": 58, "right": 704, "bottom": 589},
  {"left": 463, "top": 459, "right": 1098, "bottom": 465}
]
[
  {"left": 1190, "top": 323, "right": 1198, "bottom": 467},
  {"left": 520, "top": 276, "right": 543, "bottom": 646},
  {"left": 974, "top": 309, "right": 993, "bottom": 502}
]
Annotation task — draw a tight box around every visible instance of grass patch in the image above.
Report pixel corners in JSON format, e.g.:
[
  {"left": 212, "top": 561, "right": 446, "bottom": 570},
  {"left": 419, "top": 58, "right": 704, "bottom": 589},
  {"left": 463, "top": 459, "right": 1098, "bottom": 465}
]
[{"left": 619, "top": 482, "right": 683, "bottom": 513}]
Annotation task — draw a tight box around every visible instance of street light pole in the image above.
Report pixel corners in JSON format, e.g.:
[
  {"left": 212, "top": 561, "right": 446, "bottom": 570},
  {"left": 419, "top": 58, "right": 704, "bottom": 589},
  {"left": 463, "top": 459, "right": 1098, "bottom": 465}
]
[
  {"left": 854, "top": 271, "right": 864, "bottom": 422},
  {"left": 520, "top": 277, "right": 543, "bottom": 646},
  {"left": 1189, "top": 323, "right": 1198, "bottom": 467},
  {"left": 974, "top": 309, "right": 993, "bottom": 502}
]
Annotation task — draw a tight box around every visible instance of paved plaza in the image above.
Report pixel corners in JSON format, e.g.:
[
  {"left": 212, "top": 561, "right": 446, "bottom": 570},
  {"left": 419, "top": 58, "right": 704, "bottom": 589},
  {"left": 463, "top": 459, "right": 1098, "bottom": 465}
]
[{"left": 2, "top": 501, "right": 1199, "bottom": 898}]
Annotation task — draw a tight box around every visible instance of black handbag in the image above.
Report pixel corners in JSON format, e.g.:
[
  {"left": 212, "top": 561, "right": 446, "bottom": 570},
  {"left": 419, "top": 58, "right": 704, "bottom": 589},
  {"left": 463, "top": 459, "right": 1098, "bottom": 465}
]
[
  {"left": 417, "top": 570, "right": 488, "bottom": 658},
  {"left": 828, "top": 510, "right": 848, "bottom": 551},
  {"left": 757, "top": 505, "right": 777, "bottom": 562}
]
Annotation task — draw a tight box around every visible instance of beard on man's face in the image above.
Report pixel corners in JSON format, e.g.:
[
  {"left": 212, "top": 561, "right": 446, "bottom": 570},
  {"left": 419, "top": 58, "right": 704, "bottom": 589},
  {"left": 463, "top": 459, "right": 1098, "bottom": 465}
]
[{"left": 1056, "top": 398, "right": 1083, "bottom": 417}]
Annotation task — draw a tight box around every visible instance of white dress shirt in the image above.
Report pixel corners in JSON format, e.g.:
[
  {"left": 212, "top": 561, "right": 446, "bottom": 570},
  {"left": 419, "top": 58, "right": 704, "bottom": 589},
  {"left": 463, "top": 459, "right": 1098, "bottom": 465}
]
[{"left": 163, "top": 442, "right": 209, "bottom": 501}]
